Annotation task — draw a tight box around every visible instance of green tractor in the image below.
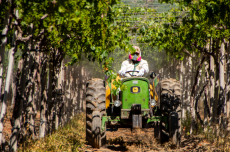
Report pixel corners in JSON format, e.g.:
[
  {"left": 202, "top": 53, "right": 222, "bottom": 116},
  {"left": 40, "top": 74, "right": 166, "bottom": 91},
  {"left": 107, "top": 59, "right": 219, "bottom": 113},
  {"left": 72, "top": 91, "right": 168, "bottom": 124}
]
[{"left": 85, "top": 71, "right": 181, "bottom": 148}]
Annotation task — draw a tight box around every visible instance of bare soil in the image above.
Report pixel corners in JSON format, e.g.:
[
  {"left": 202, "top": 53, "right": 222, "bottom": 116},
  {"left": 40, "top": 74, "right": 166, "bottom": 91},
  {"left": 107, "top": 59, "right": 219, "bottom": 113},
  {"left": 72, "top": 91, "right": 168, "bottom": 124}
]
[
  {"left": 2, "top": 110, "right": 224, "bottom": 152},
  {"left": 82, "top": 128, "right": 220, "bottom": 152}
]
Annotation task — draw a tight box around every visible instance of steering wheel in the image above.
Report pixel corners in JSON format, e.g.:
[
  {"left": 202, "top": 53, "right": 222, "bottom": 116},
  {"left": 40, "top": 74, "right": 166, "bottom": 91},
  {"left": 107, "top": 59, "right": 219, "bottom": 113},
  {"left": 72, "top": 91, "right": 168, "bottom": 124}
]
[{"left": 125, "top": 70, "right": 139, "bottom": 77}]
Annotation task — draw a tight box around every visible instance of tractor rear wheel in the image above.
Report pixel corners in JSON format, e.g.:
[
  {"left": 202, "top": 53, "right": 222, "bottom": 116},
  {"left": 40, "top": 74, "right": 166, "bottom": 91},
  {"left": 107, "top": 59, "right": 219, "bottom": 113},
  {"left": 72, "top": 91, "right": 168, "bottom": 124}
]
[
  {"left": 86, "top": 79, "right": 106, "bottom": 148},
  {"left": 160, "top": 78, "right": 181, "bottom": 147}
]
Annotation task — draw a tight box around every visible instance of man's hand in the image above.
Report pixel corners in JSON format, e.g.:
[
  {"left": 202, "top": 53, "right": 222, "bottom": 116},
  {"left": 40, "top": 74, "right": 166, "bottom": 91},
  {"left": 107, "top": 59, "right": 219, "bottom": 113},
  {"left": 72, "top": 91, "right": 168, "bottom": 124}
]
[
  {"left": 118, "top": 70, "right": 126, "bottom": 76},
  {"left": 137, "top": 69, "right": 145, "bottom": 77}
]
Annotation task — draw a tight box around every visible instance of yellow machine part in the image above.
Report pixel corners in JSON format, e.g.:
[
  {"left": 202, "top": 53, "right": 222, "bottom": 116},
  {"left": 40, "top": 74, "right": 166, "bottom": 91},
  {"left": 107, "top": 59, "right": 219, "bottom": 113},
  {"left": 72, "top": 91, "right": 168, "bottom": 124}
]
[
  {"left": 150, "top": 83, "right": 158, "bottom": 102},
  {"left": 105, "top": 75, "right": 120, "bottom": 109},
  {"left": 105, "top": 85, "right": 112, "bottom": 109}
]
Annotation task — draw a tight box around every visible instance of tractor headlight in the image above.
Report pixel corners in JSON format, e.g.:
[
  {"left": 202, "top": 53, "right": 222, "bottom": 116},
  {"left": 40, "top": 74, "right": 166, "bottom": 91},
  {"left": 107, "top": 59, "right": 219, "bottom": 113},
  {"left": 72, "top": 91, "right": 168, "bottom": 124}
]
[
  {"left": 114, "top": 100, "right": 121, "bottom": 107},
  {"left": 150, "top": 99, "right": 156, "bottom": 107}
]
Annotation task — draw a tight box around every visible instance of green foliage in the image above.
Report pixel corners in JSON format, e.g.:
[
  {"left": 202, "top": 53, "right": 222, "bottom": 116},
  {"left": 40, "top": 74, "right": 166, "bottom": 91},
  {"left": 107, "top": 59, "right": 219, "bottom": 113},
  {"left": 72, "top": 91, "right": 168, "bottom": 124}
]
[
  {"left": 109, "top": 1, "right": 176, "bottom": 74},
  {"left": 103, "top": 1, "right": 175, "bottom": 94},
  {"left": 111, "top": 79, "right": 127, "bottom": 95},
  {"left": 0, "top": 0, "right": 136, "bottom": 94},
  {"left": 1, "top": 0, "right": 134, "bottom": 63},
  {"left": 137, "top": 0, "right": 230, "bottom": 58},
  {"left": 0, "top": 1, "right": 10, "bottom": 34}
]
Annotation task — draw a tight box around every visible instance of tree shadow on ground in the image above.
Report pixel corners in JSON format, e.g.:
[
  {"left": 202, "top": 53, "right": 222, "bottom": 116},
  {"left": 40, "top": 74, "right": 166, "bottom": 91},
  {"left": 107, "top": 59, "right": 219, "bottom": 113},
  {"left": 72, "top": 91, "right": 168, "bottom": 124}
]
[{"left": 106, "top": 145, "right": 128, "bottom": 151}]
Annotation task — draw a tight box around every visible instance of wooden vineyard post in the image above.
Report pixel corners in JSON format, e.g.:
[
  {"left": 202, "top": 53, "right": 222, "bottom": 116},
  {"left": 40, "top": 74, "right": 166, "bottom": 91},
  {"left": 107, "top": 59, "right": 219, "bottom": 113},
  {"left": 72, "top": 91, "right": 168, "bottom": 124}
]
[
  {"left": 227, "top": 43, "right": 230, "bottom": 131},
  {"left": 210, "top": 55, "right": 215, "bottom": 123},
  {"left": 181, "top": 60, "right": 186, "bottom": 119},
  {"left": 219, "top": 41, "right": 226, "bottom": 127},
  {"left": 0, "top": 3, "right": 12, "bottom": 145},
  {"left": 39, "top": 56, "right": 48, "bottom": 138}
]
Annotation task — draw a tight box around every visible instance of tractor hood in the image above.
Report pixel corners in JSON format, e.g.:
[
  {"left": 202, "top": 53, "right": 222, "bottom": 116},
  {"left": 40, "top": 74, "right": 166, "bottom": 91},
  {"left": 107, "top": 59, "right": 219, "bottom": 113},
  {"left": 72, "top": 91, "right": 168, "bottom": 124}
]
[
  {"left": 121, "top": 77, "right": 149, "bottom": 84},
  {"left": 121, "top": 77, "right": 150, "bottom": 110}
]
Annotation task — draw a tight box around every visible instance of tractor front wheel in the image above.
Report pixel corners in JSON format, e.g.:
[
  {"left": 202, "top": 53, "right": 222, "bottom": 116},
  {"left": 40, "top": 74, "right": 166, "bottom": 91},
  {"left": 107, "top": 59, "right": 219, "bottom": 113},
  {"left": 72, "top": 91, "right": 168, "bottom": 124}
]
[
  {"left": 91, "top": 111, "right": 102, "bottom": 148},
  {"left": 86, "top": 79, "right": 106, "bottom": 148},
  {"left": 160, "top": 78, "right": 181, "bottom": 148}
]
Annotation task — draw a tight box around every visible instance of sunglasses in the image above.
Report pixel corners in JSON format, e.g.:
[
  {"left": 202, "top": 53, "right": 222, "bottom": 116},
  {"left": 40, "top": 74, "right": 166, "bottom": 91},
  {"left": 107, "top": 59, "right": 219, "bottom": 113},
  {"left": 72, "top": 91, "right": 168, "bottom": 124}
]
[{"left": 131, "top": 52, "right": 140, "bottom": 55}]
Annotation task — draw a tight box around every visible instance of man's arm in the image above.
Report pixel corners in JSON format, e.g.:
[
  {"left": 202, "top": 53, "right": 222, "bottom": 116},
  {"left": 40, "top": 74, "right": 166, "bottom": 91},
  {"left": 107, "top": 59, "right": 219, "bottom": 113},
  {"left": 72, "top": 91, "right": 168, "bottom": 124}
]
[
  {"left": 137, "top": 60, "right": 149, "bottom": 76},
  {"left": 141, "top": 60, "right": 149, "bottom": 74},
  {"left": 118, "top": 60, "right": 127, "bottom": 76}
]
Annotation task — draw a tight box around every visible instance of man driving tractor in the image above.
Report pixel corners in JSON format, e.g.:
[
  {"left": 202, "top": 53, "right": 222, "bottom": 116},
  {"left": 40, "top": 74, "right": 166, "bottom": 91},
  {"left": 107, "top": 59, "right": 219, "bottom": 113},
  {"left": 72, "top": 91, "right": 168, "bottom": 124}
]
[
  {"left": 86, "top": 46, "right": 181, "bottom": 149},
  {"left": 118, "top": 46, "right": 149, "bottom": 77}
]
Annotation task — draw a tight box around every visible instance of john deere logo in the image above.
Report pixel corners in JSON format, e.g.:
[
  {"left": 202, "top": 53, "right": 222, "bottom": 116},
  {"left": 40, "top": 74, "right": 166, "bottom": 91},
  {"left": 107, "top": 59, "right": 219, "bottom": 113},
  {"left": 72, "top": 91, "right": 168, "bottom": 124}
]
[
  {"left": 133, "top": 87, "right": 138, "bottom": 92},
  {"left": 130, "top": 86, "right": 140, "bottom": 94}
]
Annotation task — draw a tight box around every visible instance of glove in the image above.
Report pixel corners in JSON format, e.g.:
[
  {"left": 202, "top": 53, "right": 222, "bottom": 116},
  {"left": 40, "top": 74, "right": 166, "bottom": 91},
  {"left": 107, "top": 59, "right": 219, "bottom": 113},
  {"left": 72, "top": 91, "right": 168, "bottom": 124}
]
[
  {"left": 118, "top": 70, "right": 126, "bottom": 76},
  {"left": 137, "top": 69, "right": 145, "bottom": 77}
]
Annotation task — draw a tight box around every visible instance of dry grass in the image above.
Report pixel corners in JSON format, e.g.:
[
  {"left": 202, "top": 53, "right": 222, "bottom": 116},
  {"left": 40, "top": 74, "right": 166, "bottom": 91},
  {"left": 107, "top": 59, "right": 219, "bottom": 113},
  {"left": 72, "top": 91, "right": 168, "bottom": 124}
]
[
  {"left": 18, "top": 113, "right": 86, "bottom": 152},
  {"left": 181, "top": 111, "right": 230, "bottom": 151},
  {"left": 18, "top": 111, "right": 230, "bottom": 152},
  {"left": 213, "top": 136, "right": 230, "bottom": 151}
]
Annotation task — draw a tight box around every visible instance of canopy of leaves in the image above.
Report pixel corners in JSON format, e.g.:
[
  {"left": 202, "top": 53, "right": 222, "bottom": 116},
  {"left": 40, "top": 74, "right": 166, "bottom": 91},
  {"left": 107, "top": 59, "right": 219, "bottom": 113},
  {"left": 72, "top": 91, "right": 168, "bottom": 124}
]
[
  {"left": 1, "top": 0, "right": 136, "bottom": 66},
  {"left": 1, "top": 0, "right": 143, "bottom": 85},
  {"left": 136, "top": 0, "right": 230, "bottom": 58}
]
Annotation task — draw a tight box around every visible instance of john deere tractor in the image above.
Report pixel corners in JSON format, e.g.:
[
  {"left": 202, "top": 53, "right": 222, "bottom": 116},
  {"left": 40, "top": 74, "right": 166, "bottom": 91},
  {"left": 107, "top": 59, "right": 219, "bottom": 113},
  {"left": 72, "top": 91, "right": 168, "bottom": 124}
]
[{"left": 85, "top": 71, "right": 181, "bottom": 148}]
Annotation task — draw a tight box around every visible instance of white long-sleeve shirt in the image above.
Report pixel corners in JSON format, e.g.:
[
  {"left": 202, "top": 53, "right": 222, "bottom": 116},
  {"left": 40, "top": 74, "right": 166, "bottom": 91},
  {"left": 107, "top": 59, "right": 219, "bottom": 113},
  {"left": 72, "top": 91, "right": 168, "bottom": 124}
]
[{"left": 118, "top": 59, "right": 149, "bottom": 77}]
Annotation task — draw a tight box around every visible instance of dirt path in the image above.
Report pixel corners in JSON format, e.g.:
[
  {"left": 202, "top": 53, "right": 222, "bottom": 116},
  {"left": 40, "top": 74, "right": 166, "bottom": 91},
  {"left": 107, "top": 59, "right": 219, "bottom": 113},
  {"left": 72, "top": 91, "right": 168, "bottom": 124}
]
[{"left": 83, "top": 128, "right": 219, "bottom": 152}]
